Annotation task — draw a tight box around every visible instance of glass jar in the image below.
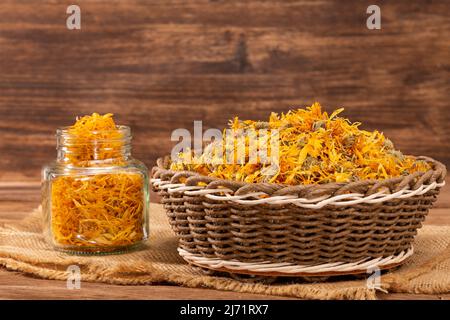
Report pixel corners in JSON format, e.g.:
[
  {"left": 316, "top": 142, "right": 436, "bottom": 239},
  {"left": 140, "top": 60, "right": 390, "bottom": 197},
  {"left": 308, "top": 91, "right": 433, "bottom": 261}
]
[{"left": 42, "top": 125, "right": 149, "bottom": 254}]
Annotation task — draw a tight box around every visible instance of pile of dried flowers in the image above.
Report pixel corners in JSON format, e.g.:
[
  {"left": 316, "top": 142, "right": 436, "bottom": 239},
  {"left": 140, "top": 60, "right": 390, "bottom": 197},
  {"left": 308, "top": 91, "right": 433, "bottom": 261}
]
[{"left": 171, "top": 103, "right": 430, "bottom": 185}]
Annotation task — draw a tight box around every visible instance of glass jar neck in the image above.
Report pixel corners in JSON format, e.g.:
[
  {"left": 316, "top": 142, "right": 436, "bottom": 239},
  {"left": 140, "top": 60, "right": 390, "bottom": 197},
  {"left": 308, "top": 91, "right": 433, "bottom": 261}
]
[{"left": 56, "top": 125, "right": 132, "bottom": 166}]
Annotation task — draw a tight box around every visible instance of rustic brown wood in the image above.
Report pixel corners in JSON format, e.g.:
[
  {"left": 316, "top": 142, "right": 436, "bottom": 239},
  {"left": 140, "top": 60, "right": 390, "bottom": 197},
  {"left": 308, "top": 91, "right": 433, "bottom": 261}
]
[
  {"left": 0, "top": 0, "right": 449, "bottom": 182},
  {"left": 0, "top": 267, "right": 448, "bottom": 300},
  {"left": 0, "top": 177, "right": 449, "bottom": 299},
  {"left": 0, "top": 269, "right": 293, "bottom": 300}
]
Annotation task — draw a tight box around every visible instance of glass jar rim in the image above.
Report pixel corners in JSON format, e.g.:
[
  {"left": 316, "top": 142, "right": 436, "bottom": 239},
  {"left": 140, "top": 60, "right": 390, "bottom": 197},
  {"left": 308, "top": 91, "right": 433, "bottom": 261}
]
[
  {"left": 56, "top": 125, "right": 131, "bottom": 137},
  {"left": 56, "top": 125, "right": 132, "bottom": 147}
]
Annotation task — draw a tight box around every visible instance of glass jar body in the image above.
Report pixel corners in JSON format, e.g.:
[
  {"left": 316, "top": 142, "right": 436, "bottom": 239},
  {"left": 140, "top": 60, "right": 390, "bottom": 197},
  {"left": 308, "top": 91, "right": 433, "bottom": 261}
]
[{"left": 42, "top": 159, "right": 149, "bottom": 255}]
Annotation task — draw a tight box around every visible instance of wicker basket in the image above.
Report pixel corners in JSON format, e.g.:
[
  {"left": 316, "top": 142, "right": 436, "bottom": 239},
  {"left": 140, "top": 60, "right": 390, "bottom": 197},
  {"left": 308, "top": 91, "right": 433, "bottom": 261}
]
[{"left": 151, "top": 156, "right": 446, "bottom": 277}]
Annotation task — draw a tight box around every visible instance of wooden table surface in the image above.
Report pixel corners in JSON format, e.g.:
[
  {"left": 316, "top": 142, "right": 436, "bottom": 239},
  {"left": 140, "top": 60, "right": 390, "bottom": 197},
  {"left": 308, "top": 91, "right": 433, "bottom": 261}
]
[{"left": 0, "top": 180, "right": 449, "bottom": 300}]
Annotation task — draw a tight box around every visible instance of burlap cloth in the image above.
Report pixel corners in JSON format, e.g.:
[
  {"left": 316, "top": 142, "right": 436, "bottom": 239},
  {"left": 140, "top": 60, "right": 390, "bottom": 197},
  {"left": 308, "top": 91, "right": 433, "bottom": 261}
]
[{"left": 0, "top": 203, "right": 449, "bottom": 300}]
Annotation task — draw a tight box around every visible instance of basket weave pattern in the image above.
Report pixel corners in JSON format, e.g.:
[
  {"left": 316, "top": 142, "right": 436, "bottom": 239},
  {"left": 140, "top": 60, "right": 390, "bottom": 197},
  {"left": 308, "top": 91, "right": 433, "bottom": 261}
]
[{"left": 152, "top": 156, "right": 446, "bottom": 265}]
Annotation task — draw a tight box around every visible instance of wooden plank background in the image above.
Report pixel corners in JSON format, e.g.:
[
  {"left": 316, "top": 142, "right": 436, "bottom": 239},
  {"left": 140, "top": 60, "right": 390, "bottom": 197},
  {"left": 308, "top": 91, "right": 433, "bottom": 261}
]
[{"left": 0, "top": 0, "right": 449, "bottom": 182}]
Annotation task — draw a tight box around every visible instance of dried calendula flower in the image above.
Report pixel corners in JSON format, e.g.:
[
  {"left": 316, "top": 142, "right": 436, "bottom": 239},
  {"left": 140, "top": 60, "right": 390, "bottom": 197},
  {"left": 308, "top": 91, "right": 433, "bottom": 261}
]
[
  {"left": 63, "top": 113, "right": 125, "bottom": 166},
  {"left": 171, "top": 102, "right": 432, "bottom": 185},
  {"left": 51, "top": 173, "right": 145, "bottom": 247}
]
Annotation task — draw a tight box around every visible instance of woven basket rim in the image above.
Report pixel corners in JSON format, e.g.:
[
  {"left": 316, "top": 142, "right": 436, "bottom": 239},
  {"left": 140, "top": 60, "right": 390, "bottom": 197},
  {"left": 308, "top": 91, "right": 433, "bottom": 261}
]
[{"left": 152, "top": 155, "right": 446, "bottom": 199}]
